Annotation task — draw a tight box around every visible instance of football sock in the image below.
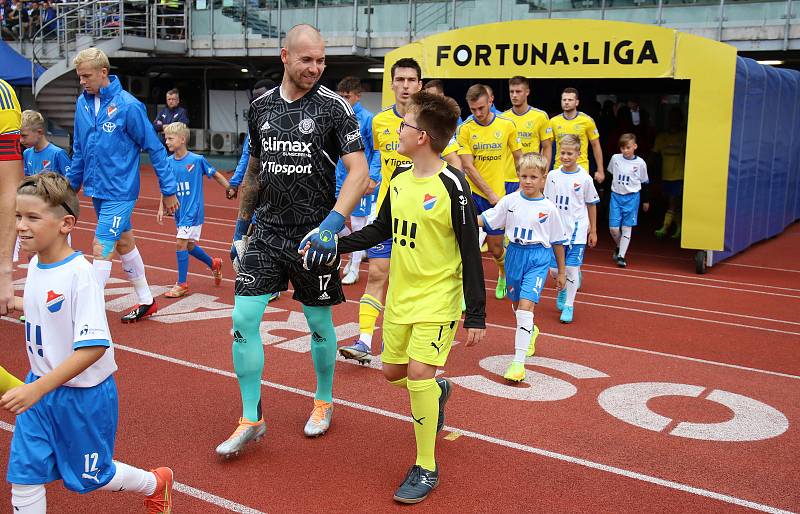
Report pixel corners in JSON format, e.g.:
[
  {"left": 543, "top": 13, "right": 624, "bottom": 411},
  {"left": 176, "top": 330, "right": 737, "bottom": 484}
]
[
  {"left": 100, "top": 461, "right": 157, "bottom": 495},
  {"left": 661, "top": 210, "right": 674, "bottom": 231},
  {"left": 619, "top": 226, "right": 633, "bottom": 258},
  {"left": 358, "top": 294, "right": 382, "bottom": 349},
  {"left": 120, "top": 247, "right": 153, "bottom": 305},
  {"left": 176, "top": 250, "right": 189, "bottom": 284},
  {"left": 189, "top": 245, "right": 213, "bottom": 268},
  {"left": 92, "top": 259, "right": 113, "bottom": 289},
  {"left": 10, "top": 484, "right": 46, "bottom": 513},
  {"left": 565, "top": 266, "right": 580, "bottom": 307},
  {"left": 493, "top": 248, "right": 506, "bottom": 277},
  {"left": 232, "top": 294, "right": 269, "bottom": 422},
  {"left": 609, "top": 226, "right": 621, "bottom": 246},
  {"left": 549, "top": 267, "right": 558, "bottom": 282},
  {"left": 514, "top": 309, "right": 534, "bottom": 362},
  {"left": 407, "top": 378, "right": 440, "bottom": 471},
  {"left": 0, "top": 366, "right": 23, "bottom": 395},
  {"left": 303, "top": 305, "right": 338, "bottom": 404},
  {"left": 390, "top": 377, "right": 408, "bottom": 389}
]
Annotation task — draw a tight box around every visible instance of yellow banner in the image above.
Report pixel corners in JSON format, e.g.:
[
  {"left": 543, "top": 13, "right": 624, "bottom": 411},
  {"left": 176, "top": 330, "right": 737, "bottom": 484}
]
[{"left": 412, "top": 20, "right": 676, "bottom": 79}]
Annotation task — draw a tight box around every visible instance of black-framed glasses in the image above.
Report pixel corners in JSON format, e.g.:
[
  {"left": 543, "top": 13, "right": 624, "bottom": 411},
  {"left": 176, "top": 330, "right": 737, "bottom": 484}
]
[{"left": 400, "top": 120, "right": 436, "bottom": 140}]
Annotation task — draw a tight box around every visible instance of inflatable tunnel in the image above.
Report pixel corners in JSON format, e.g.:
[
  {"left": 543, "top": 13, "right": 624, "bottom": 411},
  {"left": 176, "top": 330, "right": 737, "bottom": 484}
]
[{"left": 381, "top": 20, "right": 800, "bottom": 273}]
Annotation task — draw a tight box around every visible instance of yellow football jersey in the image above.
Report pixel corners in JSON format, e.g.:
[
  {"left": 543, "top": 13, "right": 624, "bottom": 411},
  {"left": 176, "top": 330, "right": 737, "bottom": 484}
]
[
  {"left": 338, "top": 163, "right": 486, "bottom": 327},
  {"left": 653, "top": 131, "right": 687, "bottom": 181},
  {"left": 0, "top": 79, "right": 22, "bottom": 135},
  {"left": 457, "top": 115, "right": 521, "bottom": 199},
  {"left": 373, "top": 105, "right": 411, "bottom": 208},
  {"left": 550, "top": 111, "right": 599, "bottom": 170},
  {"left": 502, "top": 107, "right": 552, "bottom": 182}
]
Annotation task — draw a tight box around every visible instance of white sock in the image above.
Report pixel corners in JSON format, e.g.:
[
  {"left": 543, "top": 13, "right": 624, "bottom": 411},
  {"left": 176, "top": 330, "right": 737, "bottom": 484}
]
[
  {"left": 514, "top": 309, "right": 534, "bottom": 362},
  {"left": 619, "top": 226, "right": 633, "bottom": 258},
  {"left": 100, "top": 461, "right": 157, "bottom": 496},
  {"left": 350, "top": 251, "right": 364, "bottom": 269},
  {"left": 549, "top": 267, "right": 558, "bottom": 282},
  {"left": 359, "top": 333, "right": 373, "bottom": 347},
  {"left": 120, "top": 247, "right": 153, "bottom": 305},
  {"left": 609, "top": 227, "right": 621, "bottom": 247},
  {"left": 478, "top": 227, "right": 487, "bottom": 248},
  {"left": 565, "top": 266, "right": 580, "bottom": 307},
  {"left": 92, "top": 259, "right": 113, "bottom": 289},
  {"left": 11, "top": 484, "right": 46, "bottom": 513}
]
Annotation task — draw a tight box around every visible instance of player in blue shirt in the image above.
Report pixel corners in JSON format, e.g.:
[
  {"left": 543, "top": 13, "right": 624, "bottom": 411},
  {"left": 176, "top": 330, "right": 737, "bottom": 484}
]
[
  {"left": 158, "top": 122, "right": 229, "bottom": 298},
  {"left": 67, "top": 48, "right": 179, "bottom": 324},
  {"left": 334, "top": 76, "right": 381, "bottom": 286},
  {"left": 19, "top": 110, "right": 70, "bottom": 177}
]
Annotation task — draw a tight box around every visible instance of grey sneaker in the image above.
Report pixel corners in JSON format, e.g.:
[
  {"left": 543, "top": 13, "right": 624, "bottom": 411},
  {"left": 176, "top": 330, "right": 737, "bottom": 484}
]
[
  {"left": 338, "top": 340, "right": 372, "bottom": 364},
  {"left": 435, "top": 378, "right": 452, "bottom": 433},
  {"left": 393, "top": 464, "right": 439, "bottom": 504},
  {"left": 215, "top": 417, "right": 266, "bottom": 458},
  {"left": 304, "top": 400, "right": 333, "bottom": 437}
]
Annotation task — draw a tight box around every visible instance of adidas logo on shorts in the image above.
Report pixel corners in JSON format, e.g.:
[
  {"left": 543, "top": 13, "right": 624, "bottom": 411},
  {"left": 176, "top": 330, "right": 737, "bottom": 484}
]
[{"left": 318, "top": 292, "right": 330, "bottom": 301}]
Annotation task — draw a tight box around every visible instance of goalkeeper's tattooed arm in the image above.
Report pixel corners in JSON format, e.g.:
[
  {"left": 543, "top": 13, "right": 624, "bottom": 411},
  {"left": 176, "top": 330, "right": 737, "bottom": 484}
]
[{"left": 238, "top": 157, "right": 260, "bottom": 222}]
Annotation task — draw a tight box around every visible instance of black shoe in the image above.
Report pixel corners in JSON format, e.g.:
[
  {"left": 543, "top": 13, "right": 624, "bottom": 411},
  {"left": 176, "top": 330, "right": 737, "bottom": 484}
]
[
  {"left": 435, "top": 378, "right": 452, "bottom": 433},
  {"left": 613, "top": 247, "right": 619, "bottom": 261},
  {"left": 616, "top": 256, "right": 628, "bottom": 268},
  {"left": 121, "top": 302, "right": 157, "bottom": 323},
  {"left": 393, "top": 465, "right": 439, "bottom": 504}
]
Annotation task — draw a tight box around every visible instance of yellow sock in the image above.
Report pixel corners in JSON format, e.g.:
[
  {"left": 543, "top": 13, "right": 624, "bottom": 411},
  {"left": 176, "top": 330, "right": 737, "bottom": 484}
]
[
  {"left": 390, "top": 377, "right": 408, "bottom": 389},
  {"left": 493, "top": 248, "right": 506, "bottom": 277},
  {"left": 407, "top": 378, "right": 440, "bottom": 471},
  {"left": 0, "top": 366, "right": 23, "bottom": 395},
  {"left": 661, "top": 210, "right": 675, "bottom": 231},
  {"left": 359, "top": 294, "right": 383, "bottom": 338}
]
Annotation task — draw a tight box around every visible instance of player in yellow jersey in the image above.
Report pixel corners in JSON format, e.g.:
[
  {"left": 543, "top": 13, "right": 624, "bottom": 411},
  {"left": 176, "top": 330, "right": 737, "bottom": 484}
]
[
  {"left": 339, "top": 58, "right": 461, "bottom": 364},
  {"left": 332, "top": 91, "right": 485, "bottom": 504},
  {"left": 458, "top": 84, "right": 522, "bottom": 300},
  {"left": 503, "top": 76, "right": 553, "bottom": 193},
  {"left": 550, "top": 87, "right": 605, "bottom": 183},
  {"left": 0, "top": 78, "right": 25, "bottom": 389},
  {"left": 652, "top": 108, "right": 687, "bottom": 240}
]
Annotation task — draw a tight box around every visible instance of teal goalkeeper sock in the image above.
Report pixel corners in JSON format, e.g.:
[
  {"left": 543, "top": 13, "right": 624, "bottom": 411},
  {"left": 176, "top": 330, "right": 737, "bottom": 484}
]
[
  {"left": 232, "top": 295, "right": 269, "bottom": 422},
  {"left": 303, "top": 305, "right": 338, "bottom": 403},
  {"left": 189, "top": 245, "right": 213, "bottom": 268}
]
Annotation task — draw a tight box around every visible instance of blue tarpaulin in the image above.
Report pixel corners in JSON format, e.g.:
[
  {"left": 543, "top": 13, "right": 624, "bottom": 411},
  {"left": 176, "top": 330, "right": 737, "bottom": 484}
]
[
  {"left": 0, "top": 40, "right": 46, "bottom": 86},
  {"left": 713, "top": 57, "right": 800, "bottom": 263}
]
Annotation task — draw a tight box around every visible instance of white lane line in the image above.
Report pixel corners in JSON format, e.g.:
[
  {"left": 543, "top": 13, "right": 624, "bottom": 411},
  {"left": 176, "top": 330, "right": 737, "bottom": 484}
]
[
  {"left": 719, "top": 262, "right": 800, "bottom": 274},
  {"left": 110, "top": 345, "right": 800, "bottom": 514},
  {"left": 0, "top": 421, "right": 267, "bottom": 514}
]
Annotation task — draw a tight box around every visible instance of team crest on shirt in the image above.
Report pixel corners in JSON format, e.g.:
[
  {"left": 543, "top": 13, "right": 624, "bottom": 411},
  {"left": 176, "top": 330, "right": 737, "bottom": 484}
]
[
  {"left": 299, "top": 118, "right": 315, "bottom": 135},
  {"left": 186, "top": 164, "right": 195, "bottom": 173},
  {"left": 107, "top": 104, "right": 118, "bottom": 118},
  {"left": 494, "top": 131, "right": 502, "bottom": 139},
  {"left": 538, "top": 212, "right": 549, "bottom": 223},
  {"left": 423, "top": 194, "right": 437, "bottom": 211},
  {"left": 41, "top": 160, "right": 51, "bottom": 170},
  {"left": 46, "top": 290, "right": 65, "bottom": 313},
  {"left": 573, "top": 182, "right": 581, "bottom": 192}
]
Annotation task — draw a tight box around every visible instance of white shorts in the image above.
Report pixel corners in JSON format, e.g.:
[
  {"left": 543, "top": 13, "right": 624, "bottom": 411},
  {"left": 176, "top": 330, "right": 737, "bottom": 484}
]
[{"left": 177, "top": 225, "right": 202, "bottom": 241}]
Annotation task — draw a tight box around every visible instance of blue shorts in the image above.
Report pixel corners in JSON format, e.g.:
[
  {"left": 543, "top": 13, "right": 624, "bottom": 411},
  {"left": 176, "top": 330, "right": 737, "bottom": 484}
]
[
  {"left": 92, "top": 198, "right": 135, "bottom": 242},
  {"left": 549, "top": 243, "right": 586, "bottom": 268},
  {"left": 7, "top": 373, "right": 118, "bottom": 493},
  {"left": 505, "top": 243, "right": 551, "bottom": 303},
  {"left": 609, "top": 191, "right": 640, "bottom": 227},
  {"left": 472, "top": 194, "right": 503, "bottom": 236},
  {"left": 366, "top": 238, "right": 392, "bottom": 259},
  {"left": 662, "top": 180, "right": 684, "bottom": 198},
  {"left": 505, "top": 182, "right": 519, "bottom": 195}
]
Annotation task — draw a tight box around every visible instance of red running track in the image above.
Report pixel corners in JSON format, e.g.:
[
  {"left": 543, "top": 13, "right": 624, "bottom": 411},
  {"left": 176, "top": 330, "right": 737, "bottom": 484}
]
[{"left": 1, "top": 168, "right": 799, "bottom": 513}]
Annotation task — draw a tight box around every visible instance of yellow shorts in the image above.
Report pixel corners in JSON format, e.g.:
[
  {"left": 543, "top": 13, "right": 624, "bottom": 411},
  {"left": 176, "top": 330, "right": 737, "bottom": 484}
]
[{"left": 381, "top": 319, "right": 459, "bottom": 367}]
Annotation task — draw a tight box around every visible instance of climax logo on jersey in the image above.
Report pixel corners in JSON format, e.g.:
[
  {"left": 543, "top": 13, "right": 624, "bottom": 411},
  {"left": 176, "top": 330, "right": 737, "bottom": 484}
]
[
  {"left": 573, "top": 182, "right": 581, "bottom": 192},
  {"left": 423, "top": 194, "right": 437, "bottom": 211},
  {"left": 46, "top": 290, "right": 65, "bottom": 313},
  {"left": 538, "top": 212, "right": 549, "bottom": 223}
]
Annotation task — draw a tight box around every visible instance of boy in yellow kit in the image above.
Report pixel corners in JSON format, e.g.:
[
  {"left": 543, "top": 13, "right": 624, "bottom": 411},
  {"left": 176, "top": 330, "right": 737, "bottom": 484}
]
[{"left": 316, "top": 91, "right": 486, "bottom": 503}]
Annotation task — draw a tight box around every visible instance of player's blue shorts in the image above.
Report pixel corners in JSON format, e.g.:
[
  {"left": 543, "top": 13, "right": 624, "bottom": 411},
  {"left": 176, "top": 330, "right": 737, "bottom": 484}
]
[
  {"left": 662, "top": 179, "right": 684, "bottom": 198},
  {"left": 472, "top": 194, "right": 503, "bottom": 235},
  {"left": 549, "top": 243, "right": 586, "bottom": 268},
  {"left": 92, "top": 198, "right": 135, "bottom": 242},
  {"left": 366, "top": 238, "right": 392, "bottom": 259},
  {"left": 505, "top": 243, "right": 552, "bottom": 303},
  {"left": 7, "top": 373, "right": 118, "bottom": 493},
  {"left": 609, "top": 191, "right": 640, "bottom": 228},
  {"left": 505, "top": 181, "right": 519, "bottom": 195}
]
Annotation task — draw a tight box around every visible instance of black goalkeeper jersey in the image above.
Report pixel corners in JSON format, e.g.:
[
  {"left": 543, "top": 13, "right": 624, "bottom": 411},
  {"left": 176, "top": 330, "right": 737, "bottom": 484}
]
[{"left": 247, "top": 83, "right": 365, "bottom": 230}]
